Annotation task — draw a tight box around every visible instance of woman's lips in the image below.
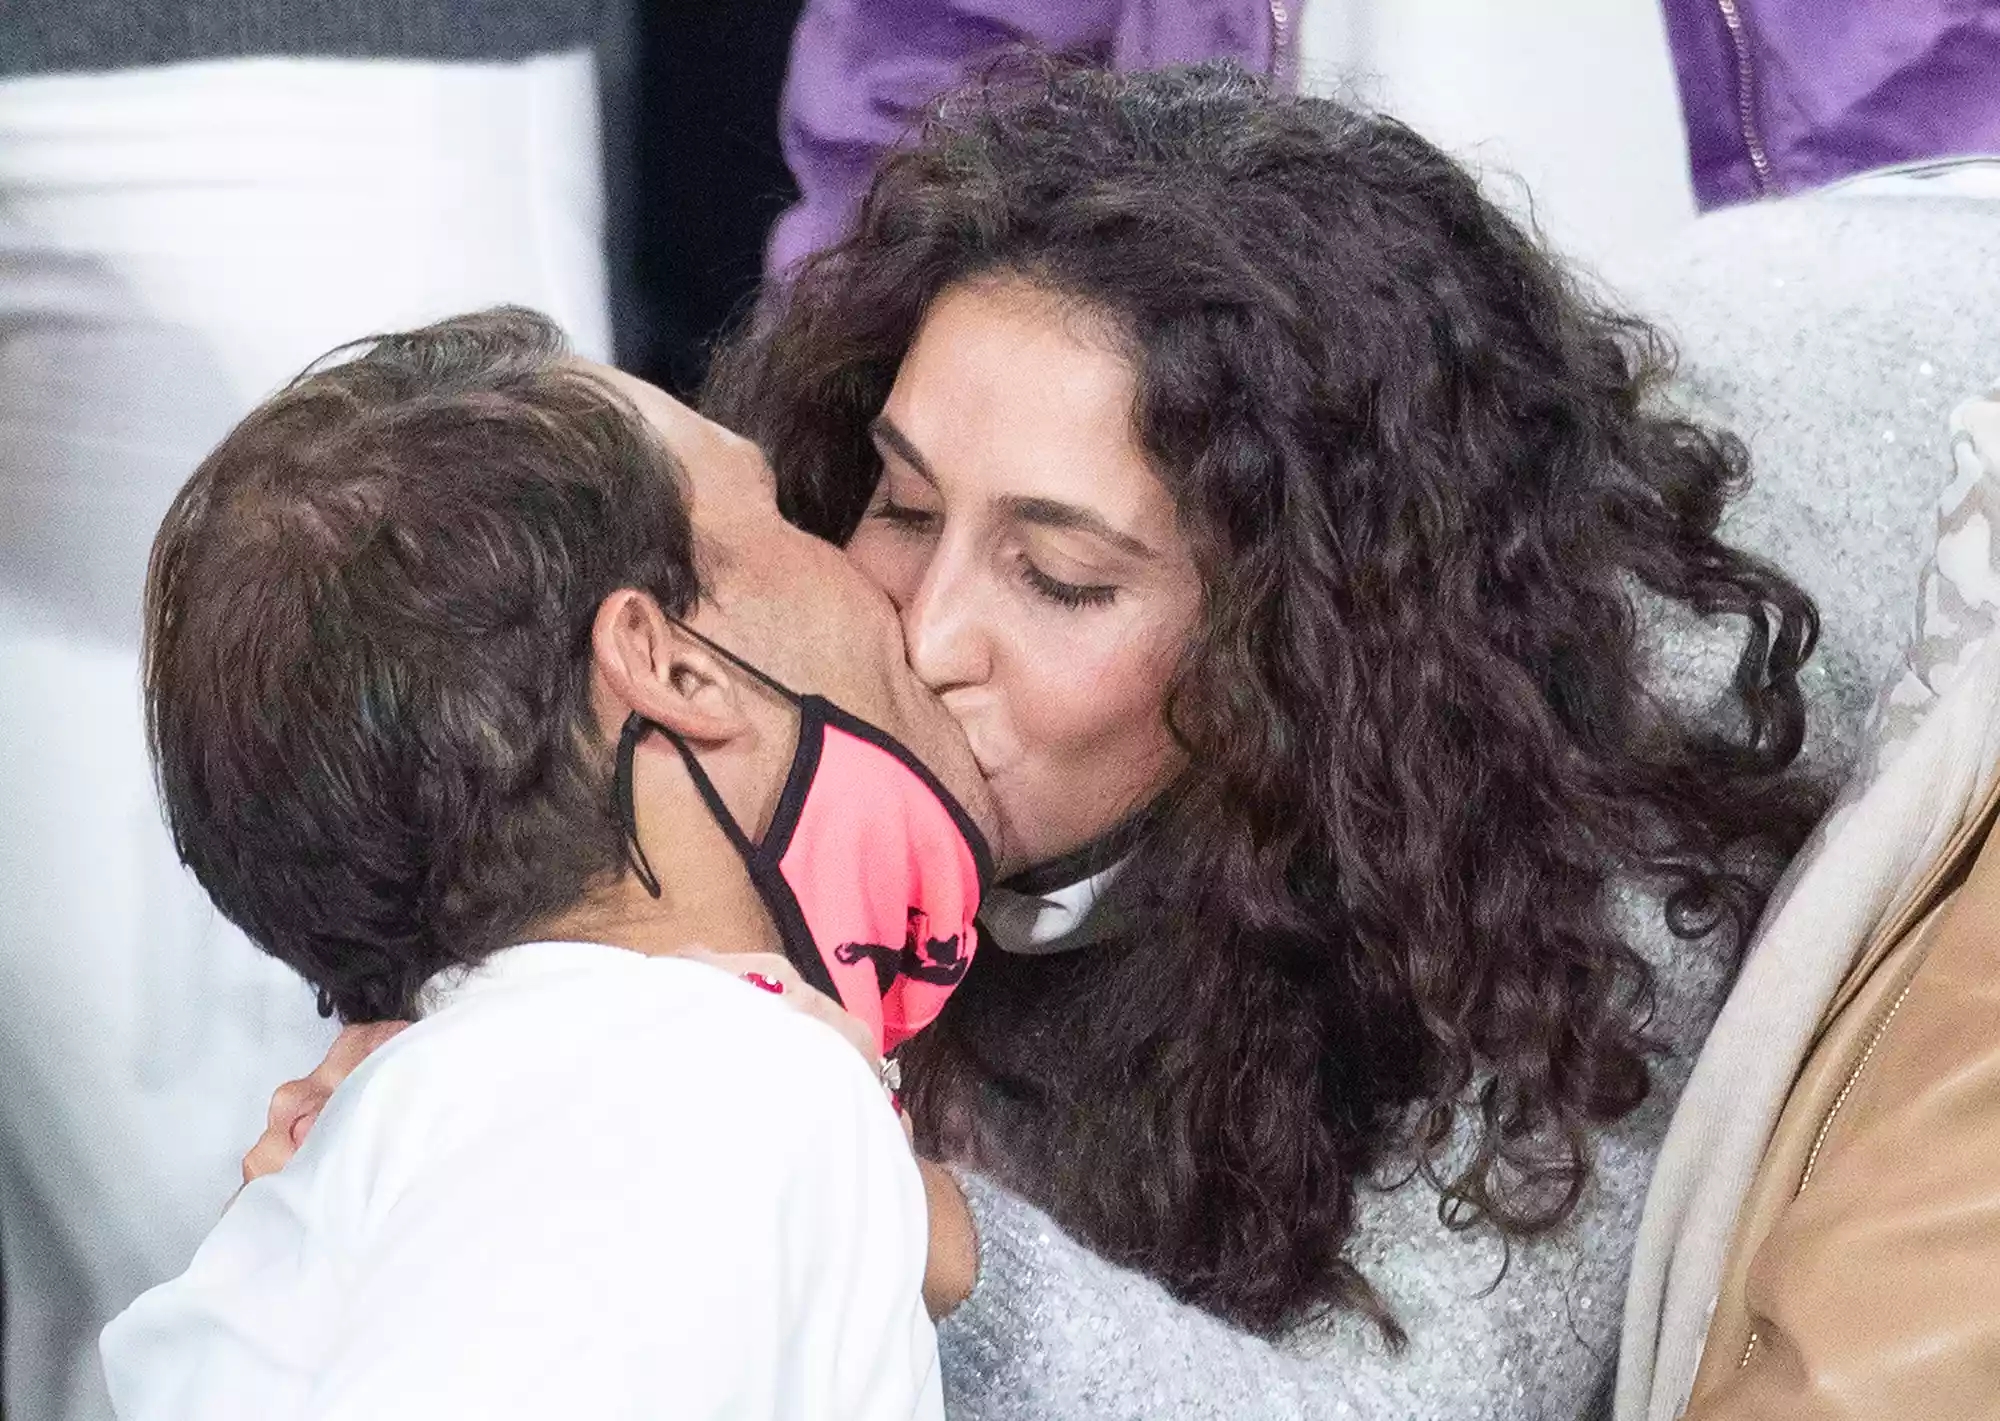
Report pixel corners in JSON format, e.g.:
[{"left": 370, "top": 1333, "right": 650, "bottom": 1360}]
[
  {"left": 965, "top": 742, "right": 1013, "bottom": 783},
  {"left": 950, "top": 719, "right": 1012, "bottom": 783}
]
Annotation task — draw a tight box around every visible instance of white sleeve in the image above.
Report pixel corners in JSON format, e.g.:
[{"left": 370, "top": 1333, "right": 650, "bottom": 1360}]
[{"left": 303, "top": 1004, "right": 941, "bottom": 1421}]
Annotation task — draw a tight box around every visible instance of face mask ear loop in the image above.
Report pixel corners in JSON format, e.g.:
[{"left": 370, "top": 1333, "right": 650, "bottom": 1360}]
[{"left": 614, "top": 713, "right": 664, "bottom": 899}]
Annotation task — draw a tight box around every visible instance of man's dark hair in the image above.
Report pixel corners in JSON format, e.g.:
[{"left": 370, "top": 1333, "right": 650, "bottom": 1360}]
[{"left": 145, "top": 308, "right": 701, "bottom": 1023}]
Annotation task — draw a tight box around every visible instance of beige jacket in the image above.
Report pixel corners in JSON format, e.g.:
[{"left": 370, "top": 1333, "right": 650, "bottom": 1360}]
[
  {"left": 1619, "top": 390, "right": 2000, "bottom": 1420},
  {"left": 1683, "top": 753, "right": 2000, "bottom": 1417}
]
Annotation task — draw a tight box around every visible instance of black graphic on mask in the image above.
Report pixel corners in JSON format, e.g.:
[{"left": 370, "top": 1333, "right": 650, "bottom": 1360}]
[{"left": 835, "top": 908, "right": 969, "bottom": 994}]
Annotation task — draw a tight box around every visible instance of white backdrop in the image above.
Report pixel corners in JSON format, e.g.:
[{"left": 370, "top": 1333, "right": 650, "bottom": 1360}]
[{"left": 1297, "top": 0, "right": 1698, "bottom": 275}]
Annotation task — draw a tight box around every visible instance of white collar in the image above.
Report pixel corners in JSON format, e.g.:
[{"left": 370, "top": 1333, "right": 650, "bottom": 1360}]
[{"left": 980, "top": 859, "right": 1126, "bottom": 956}]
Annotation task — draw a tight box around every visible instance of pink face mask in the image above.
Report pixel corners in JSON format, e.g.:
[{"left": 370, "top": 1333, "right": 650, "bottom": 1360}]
[{"left": 613, "top": 627, "right": 992, "bottom": 1055}]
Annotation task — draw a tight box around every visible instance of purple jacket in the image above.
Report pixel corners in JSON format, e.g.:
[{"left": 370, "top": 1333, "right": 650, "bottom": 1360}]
[
  {"left": 768, "top": 0, "right": 1290, "bottom": 274},
  {"left": 1664, "top": 0, "right": 2000, "bottom": 209}
]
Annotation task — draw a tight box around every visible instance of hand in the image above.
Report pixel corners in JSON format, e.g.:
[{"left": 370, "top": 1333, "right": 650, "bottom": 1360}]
[
  {"left": 241, "top": 1019, "right": 410, "bottom": 1185},
  {"left": 917, "top": 1158, "right": 980, "bottom": 1319}
]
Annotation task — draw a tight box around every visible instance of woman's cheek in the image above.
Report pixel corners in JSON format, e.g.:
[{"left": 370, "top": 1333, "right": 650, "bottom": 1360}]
[{"left": 1005, "top": 630, "right": 1182, "bottom": 852}]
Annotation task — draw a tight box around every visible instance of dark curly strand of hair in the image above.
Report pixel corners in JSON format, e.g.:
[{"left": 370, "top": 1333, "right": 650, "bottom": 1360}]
[{"left": 707, "top": 60, "right": 1828, "bottom": 1340}]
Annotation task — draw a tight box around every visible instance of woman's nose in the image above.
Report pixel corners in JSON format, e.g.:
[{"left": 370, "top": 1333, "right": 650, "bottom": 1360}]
[{"left": 901, "top": 547, "right": 990, "bottom": 693}]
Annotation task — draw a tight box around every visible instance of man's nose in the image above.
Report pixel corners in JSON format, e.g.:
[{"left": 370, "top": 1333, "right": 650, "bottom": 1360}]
[{"left": 901, "top": 545, "right": 990, "bottom": 694}]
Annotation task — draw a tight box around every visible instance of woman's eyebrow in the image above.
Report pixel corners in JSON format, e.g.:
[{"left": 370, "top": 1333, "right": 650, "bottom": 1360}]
[
  {"left": 868, "top": 416, "right": 938, "bottom": 487},
  {"left": 1000, "top": 495, "right": 1155, "bottom": 560},
  {"left": 871, "top": 414, "right": 1154, "bottom": 558}
]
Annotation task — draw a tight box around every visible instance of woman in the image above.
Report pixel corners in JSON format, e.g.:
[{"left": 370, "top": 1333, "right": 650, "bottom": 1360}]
[
  {"left": 259, "top": 62, "right": 1827, "bottom": 1418},
  {"left": 711, "top": 58, "right": 1826, "bottom": 1418}
]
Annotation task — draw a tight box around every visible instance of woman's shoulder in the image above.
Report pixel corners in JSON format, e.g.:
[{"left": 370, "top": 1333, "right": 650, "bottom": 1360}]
[
  {"left": 1282, "top": 1033, "right": 1678, "bottom": 1418},
  {"left": 1266, "top": 881, "right": 1717, "bottom": 1416},
  {"left": 1614, "top": 194, "right": 2000, "bottom": 777}
]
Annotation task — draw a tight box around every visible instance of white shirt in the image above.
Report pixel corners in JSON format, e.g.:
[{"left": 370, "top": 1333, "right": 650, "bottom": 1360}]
[{"left": 98, "top": 941, "right": 943, "bottom": 1421}]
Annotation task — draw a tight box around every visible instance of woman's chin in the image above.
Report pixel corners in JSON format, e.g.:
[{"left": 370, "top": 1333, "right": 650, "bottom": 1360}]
[{"left": 986, "top": 817, "right": 1031, "bottom": 883}]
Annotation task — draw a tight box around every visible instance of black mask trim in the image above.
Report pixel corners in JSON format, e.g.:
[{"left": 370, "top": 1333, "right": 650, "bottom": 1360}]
[
  {"left": 613, "top": 712, "right": 664, "bottom": 898},
  {"left": 607, "top": 618, "right": 994, "bottom": 1005},
  {"left": 616, "top": 706, "right": 842, "bottom": 1006}
]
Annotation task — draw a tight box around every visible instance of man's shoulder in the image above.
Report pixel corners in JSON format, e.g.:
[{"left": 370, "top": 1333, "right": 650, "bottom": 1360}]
[
  {"left": 325, "top": 947, "right": 882, "bottom": 1178},
  {"left": 108, "top": 957, "right": 934, "bottom": 1421},
  {"left": 411, "top": 946, "right": 809, "bottom": 1059}
]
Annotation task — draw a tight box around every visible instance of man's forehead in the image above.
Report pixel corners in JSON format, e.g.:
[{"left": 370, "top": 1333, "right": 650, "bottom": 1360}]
[
  {"left": 576, "top": 361, "right": 702, "bottom": 442},
  {"left": 570, "top": 363, "right": 873, "bottom": 600},
  {"left": 574, "top": 360, "right": 778, "bottom": 511}
]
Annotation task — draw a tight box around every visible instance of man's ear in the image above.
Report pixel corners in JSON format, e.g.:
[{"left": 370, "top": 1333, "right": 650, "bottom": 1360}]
[{"left": 590, "top": 590, "right": 748, "bottom": 746}]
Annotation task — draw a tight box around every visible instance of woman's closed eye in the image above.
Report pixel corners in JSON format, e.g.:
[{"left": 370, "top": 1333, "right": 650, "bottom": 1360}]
[
  {"left": 866, "top": 491, "right": 1120, "bottom": 609},
  {"left": 869, "top": 496, "right": 939, "bottom": 533},
  {"left": 1019, "top": 557, "right": 1118, "bottom": 610}
]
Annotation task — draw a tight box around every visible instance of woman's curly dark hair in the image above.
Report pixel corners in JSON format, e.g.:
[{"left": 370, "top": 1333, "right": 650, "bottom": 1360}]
[{"left": 706, "top": 60, "right": 1827, "bottom": 1339}]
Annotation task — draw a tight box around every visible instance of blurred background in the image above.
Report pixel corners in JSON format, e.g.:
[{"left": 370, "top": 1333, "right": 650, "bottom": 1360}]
[{"left": 611, "top": 0, "right": 1703, "bottom": 393}]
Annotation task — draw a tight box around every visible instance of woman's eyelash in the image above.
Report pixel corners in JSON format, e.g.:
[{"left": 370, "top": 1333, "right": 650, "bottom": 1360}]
[
  {"left": 870, "top": 499, "right": 937, "bottom": 530},
  {"left": 867, "top": 499, "right": 1115, "bottom": 608},
  {"left": 1021, "top": 561, "right": 1118, "bottom": 610}
]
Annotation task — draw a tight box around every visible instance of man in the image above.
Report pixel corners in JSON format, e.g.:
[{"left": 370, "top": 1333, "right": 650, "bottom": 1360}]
[{"left": 99, "top": 308, "right": 999, "bottom": 1419}]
